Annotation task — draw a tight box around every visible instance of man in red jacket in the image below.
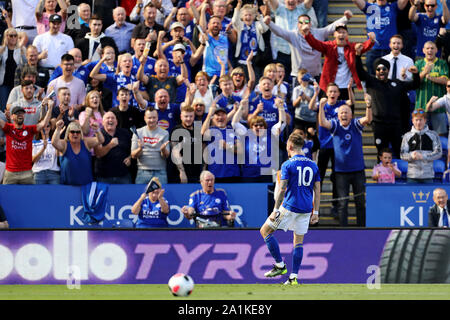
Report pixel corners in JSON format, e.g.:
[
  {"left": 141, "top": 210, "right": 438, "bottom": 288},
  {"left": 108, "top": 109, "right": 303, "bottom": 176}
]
[{"left": 303, "top": 23, "right": 376, "bottom": 100}]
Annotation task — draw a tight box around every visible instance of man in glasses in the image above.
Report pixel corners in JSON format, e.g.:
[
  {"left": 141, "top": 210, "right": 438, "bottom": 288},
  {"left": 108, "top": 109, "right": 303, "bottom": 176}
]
[
  {"left": 352, "top": 0, "right": 409, "bottom": 75},
  {"left": 400, "top": 108, "right": 442, "bottom": 183},
  {"left": 415, "top": 41, "right": 448, "bottom": 136},
  {"left": 355, "top": 44, "right": 420, "bottom": 159},
  {"left": 409, "top": 0, "right": 450, "bottom": 58},
  {"left": 263, "top": 11, "right": 352, "bottom": 88}
]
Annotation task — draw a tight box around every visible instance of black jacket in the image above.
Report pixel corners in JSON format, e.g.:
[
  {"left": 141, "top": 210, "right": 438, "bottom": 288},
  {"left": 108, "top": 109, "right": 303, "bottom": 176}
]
[{"left": 428, "top": 200, "right": 450, "bottom": 227}]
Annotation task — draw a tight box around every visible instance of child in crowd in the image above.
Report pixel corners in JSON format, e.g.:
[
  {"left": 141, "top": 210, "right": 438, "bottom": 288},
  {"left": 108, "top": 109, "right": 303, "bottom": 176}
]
[
  {"left": 292, "top": 68, "right": 316, "bottom": 131},
  {"left": 372, "top": 148, "right": 402, "bottom": 183}
]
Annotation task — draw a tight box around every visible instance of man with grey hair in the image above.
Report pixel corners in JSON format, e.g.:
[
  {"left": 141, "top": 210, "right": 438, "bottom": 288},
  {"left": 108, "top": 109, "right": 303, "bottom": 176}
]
[
  {"left": 181, "top": 170, "right": 236, "bottom": 228},
  {"left": 105, "top": 7, "right": 135, "bottom": 54}
]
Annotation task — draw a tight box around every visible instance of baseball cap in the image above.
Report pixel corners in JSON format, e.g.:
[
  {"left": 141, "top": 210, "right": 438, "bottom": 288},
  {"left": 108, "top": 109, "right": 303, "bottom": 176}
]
[
  {"left": 10, "top": 105, "right": 25, "bottom": 115},
  {"left": 49, "top": 14, "right": 62, "bottom": 23},
  {"left": 335, "top": 24, "right": 347, "bottom": 32},
  {"left": 214, "top": 107, "right": 227, "bottom": 114},
  {"left": 301, "top": 73, "right": 313, "bottom": 82},
  {"left": 170, "top": 22, "right": 185, "bottom": 31},
  {"left": 373, "top": 58, "right": 390, "bottom": 71},
  {"left": 173, "top": 43, "right": 186, "bottom": 52}
]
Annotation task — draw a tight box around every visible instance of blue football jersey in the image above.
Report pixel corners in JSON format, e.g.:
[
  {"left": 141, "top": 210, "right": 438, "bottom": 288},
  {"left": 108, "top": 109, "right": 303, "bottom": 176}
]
[
  {"left": 136, "top": 197, "right": 169, "bottom": 227},
  {"left": 280, "top": 154, "right": 320, "bottom": 214}
]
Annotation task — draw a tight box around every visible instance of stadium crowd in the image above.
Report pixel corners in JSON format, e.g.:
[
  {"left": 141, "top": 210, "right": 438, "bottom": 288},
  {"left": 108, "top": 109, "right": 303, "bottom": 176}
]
[{"left": 1, "top": 0, "right": 450, "bottom": 227}]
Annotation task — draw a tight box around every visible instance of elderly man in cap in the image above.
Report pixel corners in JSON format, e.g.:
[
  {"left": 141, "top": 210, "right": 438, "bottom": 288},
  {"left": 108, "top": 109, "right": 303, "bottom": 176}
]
[
  {"left": 33, "top": 14, "right": 74, "bottom": 70},
  {"left": 0, "top": 103, "right": 52, "bottom": 184},
  {"left": 355, "top": 45, "right": 420, "bottom": 159}
]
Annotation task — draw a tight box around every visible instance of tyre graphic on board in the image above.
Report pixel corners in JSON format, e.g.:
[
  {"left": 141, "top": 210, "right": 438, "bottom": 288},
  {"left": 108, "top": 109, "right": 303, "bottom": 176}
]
[{"left": 379, "top": 229, "right": 450, "bottom": 283}]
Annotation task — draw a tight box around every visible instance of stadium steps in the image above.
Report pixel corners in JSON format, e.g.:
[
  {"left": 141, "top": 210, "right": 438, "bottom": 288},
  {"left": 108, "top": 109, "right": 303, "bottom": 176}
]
[{"left": 318, "top": 0, "right": 375, "bottom": 226}]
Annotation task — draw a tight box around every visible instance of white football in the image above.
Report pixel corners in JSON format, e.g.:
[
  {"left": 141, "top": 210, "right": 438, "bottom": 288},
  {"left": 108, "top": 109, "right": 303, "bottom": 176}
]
[{"left": 168, "top": 273, "right": 194, "bottom": 297}]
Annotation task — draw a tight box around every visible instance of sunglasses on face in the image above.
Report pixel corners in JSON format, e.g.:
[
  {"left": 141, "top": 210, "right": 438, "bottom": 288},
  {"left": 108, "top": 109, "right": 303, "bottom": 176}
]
[
  {"left": 425, "top": 4, "right": 436, "bottom": 8},
  {"left": 8, "top": 34, "right": 17, "bottom": 38},
  {"left": 376, "top": 67, "right": 388, "bottom": 71},
  {"left": 70, "top": 130, "right": 81, "bottom": 134},
  {"left": 253, "top": 123, "right": 265, "bottom": 127},
  {"left": 233, "top": 73, "right": 244, "bottom": 77},
  {"left": 298, "top": 20, "right": 310, "bottom": 24}
]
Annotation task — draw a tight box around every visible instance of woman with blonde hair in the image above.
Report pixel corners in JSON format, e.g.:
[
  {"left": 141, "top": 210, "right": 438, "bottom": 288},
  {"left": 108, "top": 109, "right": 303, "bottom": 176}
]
[
  {"left": 0, "top": 28, "right": 26, "bottom": 110},
  {"left": 90, "top": 51, "right": 138, "bottom": 108},
  {"left": 79, "top": 90, "right": 105, "bottom": 137},
  {"left": 51, "top": 120, "right": 104, "bottom": 186}
]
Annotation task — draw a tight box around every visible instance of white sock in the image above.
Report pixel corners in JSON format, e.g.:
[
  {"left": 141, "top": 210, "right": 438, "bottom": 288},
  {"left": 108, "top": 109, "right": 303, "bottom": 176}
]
[
  {"left": 289, "top": 273, "right": 297, "bottom": 279},
  {"left": 275, "top": 261, "right": 285, "bottom": 268}
]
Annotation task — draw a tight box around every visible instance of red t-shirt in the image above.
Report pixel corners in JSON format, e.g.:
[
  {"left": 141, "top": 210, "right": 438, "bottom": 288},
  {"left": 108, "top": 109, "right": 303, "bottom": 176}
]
[{"left": 3, "top": 123, "right": 37, "bottom": 172}]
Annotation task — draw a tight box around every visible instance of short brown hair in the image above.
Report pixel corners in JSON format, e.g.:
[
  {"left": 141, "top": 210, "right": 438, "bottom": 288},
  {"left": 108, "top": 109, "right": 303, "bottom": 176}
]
[
  {"left": 181, "top": 105, "right": 195, "bottom": 113},
  {"left": 288, "top": 132, "right": 305, "bottom": 149}
]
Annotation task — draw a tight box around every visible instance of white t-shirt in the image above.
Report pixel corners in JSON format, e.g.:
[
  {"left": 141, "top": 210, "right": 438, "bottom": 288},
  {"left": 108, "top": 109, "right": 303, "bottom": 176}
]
[
  {"left": 32, "top": 139, "right": 60, "bottom": 173},
  {"left": 33, "top": 32, "right": 75, "bottom": 68},
  {"left": 334, "top": 46, "right": 351, "bottom": 88},
  {"left": 194, "top": 88, "right": 214, "bottom": 113},
  {"left": 11, "top": 0, "right": 39, "bottom": 27}
]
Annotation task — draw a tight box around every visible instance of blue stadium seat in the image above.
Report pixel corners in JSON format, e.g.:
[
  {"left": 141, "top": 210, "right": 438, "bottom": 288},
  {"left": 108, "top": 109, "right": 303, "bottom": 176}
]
[
  {"left": 392, "top": 159, "right": 408, "bottom": 183},
  {"left": 434, "top": 159, "right": 446, "bottom": 182}
]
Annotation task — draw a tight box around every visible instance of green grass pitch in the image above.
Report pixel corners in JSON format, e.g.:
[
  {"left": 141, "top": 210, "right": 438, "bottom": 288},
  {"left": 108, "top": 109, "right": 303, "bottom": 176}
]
[{"left": 0, "top": 284, "right": 449, "bottom": 300}]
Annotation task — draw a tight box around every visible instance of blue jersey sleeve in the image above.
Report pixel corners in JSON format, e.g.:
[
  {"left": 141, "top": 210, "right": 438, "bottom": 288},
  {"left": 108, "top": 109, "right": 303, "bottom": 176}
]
[{"left": 280, "top": 161, "right": 289, "bottom": 181}]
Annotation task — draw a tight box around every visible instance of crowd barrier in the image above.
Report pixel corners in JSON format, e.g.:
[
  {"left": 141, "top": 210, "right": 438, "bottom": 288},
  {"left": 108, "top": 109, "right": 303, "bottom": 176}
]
[
  {"left": 0, "top": 183, "right": 270, "bottom": 228},
  {"left": 0, "top": 229, "right": 391, "bottom": 284}
]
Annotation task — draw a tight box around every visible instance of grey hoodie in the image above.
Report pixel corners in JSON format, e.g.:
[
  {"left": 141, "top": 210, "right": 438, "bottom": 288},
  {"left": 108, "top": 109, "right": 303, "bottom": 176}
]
[{"left": 400, "top": 125, "right": 442, "bottom": 179}]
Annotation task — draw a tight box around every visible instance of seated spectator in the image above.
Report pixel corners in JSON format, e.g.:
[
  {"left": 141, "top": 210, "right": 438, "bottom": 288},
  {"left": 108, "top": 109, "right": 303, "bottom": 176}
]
[
  {"left": 292, "top": 69, "right": 316, "bottom": 131},
  {"left": 51, "top": 119, "right": 104, "bottom": 186},
  {"left": 9, "top": 80, "right": 46, "bottom": 125},
  {"left": 1, "top": 103, "right": 52, "bottom": 184},
  {"left": 428, "top": 187, "right": 450, "bottom": 227},
  {"left": 105, "top": 7, "right": 135, "bottom": 54},
  {"left": 352, "top": 0, "right": 409, "bottom": 74},
  {"left": 232, "top": 98, "right": 287, "bottom": 182},
  {"left": 33, "top": 14, "right": 74, "bottom": 70},
  {"left": 171, "top": 105, "right": 203, "bottom": 183},
  {"left": 35, "top": 0, "right": 68, "bottom": 35},
  {"left": 79, "top": 90, "right": 105, "bottom": 137},
  {"left": 94, "top": 111, "right": 132, "bottom": 184},
  {"left": 400, "top": 108, "right": 443, "bottom": 183},
  {"left": 415, "top": 41, "right": 449, "bottom": 136},
  {"left": 47, "top": 53, "right": 86, "bottom": 110},
  {"left": 50, "top": 87, "right": 79, "bottom": 129},
  {"left": 131, "top": 107, "right": 171, "bottom": 184},
  {"left": 75, "top": 14, "right": 118, "bottom": 63},
  {"left": 32, "top": 120, "right": 60, "bottom": 184},
  {"left": 201, "top": 103, "right": 242, "bottom": 183},
  {"left": 318, "top": 94, "right": 373, "bottom": 227},
  {"left": 181, "top": 170, "right": 237, "bottom": 228},
  {"left": 304, "top": 23, "right": 376, "bottom": 99},
  {"left": 409, "top": 0, "right": 450, "bottom": 58},
  {"left": 372, "top": 148, "right": 402, "bottom": 183},
  {"left": 131, "top": 177, "right": 170, "bottom": 228},
  {"left": 0, "top": 27, "right": 27, "bottom": 110}
]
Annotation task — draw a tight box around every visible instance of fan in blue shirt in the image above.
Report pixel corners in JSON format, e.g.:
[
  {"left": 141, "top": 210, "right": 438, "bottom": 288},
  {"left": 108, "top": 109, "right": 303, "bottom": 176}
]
[{"left": 132, "top": 185, "right": 170, "bottom": 228}]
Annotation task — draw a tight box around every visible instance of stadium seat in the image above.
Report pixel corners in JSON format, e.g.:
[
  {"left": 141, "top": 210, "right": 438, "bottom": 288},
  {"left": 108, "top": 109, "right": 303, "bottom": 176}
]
[
  {"left": 434, "top": 159, "right": 446, "bottom": 182},
  {"left": 392, "top": 159, "right": 408, "bottom": 183}
]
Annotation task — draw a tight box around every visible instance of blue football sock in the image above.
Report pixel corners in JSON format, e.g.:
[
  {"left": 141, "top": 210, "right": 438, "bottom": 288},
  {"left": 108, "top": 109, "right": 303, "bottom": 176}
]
[
  {"left": 264, "top": 234, "right": 283, "bottom": 264},
  {"left": 292, "top": 243, "right": 304, "bottom": 277}
]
